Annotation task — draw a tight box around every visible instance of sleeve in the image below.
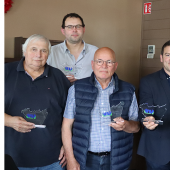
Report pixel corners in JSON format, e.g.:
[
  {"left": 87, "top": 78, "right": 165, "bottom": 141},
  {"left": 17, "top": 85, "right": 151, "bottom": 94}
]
[
  {"left": 63, "top": 85, "right": 76, "bottom": 119},
  {"left": 128, "top": 92, "right": 138, "bottom": 121}
]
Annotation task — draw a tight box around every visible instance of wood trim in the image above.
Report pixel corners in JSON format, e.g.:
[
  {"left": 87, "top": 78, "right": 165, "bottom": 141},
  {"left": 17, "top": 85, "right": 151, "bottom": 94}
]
[{"left": 5, "top": 37, "right": 63, "bottom": 63}]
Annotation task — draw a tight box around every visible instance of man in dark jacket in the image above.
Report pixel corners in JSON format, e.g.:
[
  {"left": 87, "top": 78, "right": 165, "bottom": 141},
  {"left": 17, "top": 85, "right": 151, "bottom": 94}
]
[
  {"left": 5, "top": 34, "right": 71, "bottom": 170},
  {"left": 62, "top": 47, "right": 140, "bottom": 170},
  {"left": 137, "top": 40, "right": 170, "bottom": 170}
]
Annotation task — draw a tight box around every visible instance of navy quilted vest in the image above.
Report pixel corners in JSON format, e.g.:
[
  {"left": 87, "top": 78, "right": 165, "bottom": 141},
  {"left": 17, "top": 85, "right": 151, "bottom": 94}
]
[{"left": 73, "top": 72, "right": 135, "bottom": 170}]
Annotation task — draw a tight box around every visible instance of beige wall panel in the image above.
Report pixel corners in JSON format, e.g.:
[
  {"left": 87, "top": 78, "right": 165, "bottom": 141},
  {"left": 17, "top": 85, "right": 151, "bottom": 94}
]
[
  {"left": 142, "top": 58, "right": 162, "bottom": 67},
  {"left": 143, "top": 19, "right": 170, "bottom": 30},
  {"left": 5, "top": 0, "right": 143, "bottom": 88},
  {"left": 143, "top": 0, "right": 161, "bottom": 2},
  {"left": 151, "top": 0, "right": 170, "bottom": 10},
  {"left": 143, "top": 9, "right": 170, "bottom": 20},
  {"left": 143, "top": 29, "right": 170, "bottom": 39},
  {"left": 142, "top": 38, "right": 169, "bottom": 48},
  {"left": 142, "top": 48, "right": 161, "bottom": 58}
]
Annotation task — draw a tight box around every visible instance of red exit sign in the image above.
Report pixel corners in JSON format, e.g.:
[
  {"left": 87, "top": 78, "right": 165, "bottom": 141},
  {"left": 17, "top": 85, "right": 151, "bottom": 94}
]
[{"left": 144, "top": 2, "right": 152, "bottom": 14}]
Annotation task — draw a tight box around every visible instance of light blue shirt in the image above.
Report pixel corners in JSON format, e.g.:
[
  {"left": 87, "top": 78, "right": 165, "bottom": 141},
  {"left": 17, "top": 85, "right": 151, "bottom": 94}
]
[
  {"left": 63, "top": 77, "right": 138, "bottom": 152},
  {"left": 47, "top": 40, "right": 98, "bottom": 79}
]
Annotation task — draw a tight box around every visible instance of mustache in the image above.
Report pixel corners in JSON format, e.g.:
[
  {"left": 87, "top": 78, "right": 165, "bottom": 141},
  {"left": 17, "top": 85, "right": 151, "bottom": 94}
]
[
  {"left": 99, "top": 69, "right": 108, "bottom": 71},
  {"left": 32, "top": 58, "right": 43, "bottom": 60}
]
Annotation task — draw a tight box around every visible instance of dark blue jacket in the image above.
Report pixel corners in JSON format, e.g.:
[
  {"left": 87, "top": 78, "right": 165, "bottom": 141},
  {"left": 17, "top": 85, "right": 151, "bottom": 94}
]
[
  {"left": 137, "top": 69, "right": 170, "bottom": 165},
  {"left": 73, "top": 72, "right": 135, "bottom": 170}
]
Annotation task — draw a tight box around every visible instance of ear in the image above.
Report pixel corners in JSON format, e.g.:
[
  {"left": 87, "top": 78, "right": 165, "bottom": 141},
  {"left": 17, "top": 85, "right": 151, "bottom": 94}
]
[
  {"left": 91, "top": 60, "right": 94, "bottom": 70},
  {"left": 61, "top": 28, "right": 65, "bottom": 36},
  {"left": 83, "top": 26, "right": 85, "bottom": 34},
  {"left": 114, "top": 62, "right": 118, "bottom": 72},
  {"left": 160, "top": 54, "right": 163, "bottom": 62}
]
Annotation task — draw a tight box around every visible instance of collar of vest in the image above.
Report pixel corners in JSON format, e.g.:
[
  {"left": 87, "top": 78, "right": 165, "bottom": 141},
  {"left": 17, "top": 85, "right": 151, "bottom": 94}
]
[{"left": 89, "top": 72, "right": 119, "bottom": 93}]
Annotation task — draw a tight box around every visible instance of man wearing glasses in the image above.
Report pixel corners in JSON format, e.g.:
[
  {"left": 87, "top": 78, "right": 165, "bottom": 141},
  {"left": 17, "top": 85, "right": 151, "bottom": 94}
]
[
  {"left": 62, "top": 47, "right": 140, "bottom": 170},
  {"left": 47, "top": 13, "right": 98, "bottom": 83}
]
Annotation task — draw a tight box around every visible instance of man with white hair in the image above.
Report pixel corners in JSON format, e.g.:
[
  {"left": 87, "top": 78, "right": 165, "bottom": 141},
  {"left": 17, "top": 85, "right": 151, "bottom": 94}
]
[{"left": 5, "top": 34, "right": 70, "bottom": 170}]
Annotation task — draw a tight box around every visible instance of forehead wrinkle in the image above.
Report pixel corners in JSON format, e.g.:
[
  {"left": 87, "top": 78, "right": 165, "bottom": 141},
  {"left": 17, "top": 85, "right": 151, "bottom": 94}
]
[{"left": 27, "top": 39, "right": 48, "bottom": 50}]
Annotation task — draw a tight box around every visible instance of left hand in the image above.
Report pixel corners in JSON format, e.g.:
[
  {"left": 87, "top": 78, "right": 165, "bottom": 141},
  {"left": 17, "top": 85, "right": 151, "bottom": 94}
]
[
  {"left": 58, "top": 146, "right": 66, "bottom": 168},
  {"left": 110, "top": 117, "right": 126, "bottom": 131}
]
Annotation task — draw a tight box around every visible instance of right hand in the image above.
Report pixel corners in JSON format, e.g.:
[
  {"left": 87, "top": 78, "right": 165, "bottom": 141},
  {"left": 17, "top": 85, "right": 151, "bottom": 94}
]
[
  {"left": 8, "top": 116, "right": 35, "bottom": 133},
  {"left": 143, "top": 116, "right": 158, "bottom": 130},
  {"left": 66, "top": 75, "right": 77, "bottom": 83},
  {"left": 67, "top": 158, "right": 80, "bottom": 170}
]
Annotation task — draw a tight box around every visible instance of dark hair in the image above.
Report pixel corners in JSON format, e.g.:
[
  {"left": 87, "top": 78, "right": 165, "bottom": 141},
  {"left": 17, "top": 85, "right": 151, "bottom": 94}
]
[
  {"left": 161, "top": 40, "right": 170, "bottom": 55},
  {"left": 61, "top": 13, "right": 85, "bottom": 29}
]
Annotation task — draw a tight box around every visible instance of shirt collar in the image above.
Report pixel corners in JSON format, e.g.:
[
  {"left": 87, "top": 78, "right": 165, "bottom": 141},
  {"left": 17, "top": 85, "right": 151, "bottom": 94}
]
[
  {"left": 17, "top": 57, "right": 49, "bottom": 78},
  {"left": 63, "top": 40, "right": 86, "bottom": 53},
  {"left": 94, "top": 76, "right": 115, "bottom": 90},
  {"left": 163, "top": 68, "right": 170, "bottom": 80}
]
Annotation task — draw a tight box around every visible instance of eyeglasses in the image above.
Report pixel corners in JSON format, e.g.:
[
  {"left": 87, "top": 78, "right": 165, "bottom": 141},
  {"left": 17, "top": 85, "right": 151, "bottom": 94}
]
[
  {"left": 94, "top": 59, "right": 116, "bottom": 67},
  {"left": 64, "top": 24, "right": 83, "bottom": 30}
]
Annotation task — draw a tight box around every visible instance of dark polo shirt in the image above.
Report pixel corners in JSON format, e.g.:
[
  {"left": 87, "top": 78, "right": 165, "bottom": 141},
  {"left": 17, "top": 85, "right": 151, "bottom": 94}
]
[{"left": 5, "top": 58, "right": 70, "bottom": 167}]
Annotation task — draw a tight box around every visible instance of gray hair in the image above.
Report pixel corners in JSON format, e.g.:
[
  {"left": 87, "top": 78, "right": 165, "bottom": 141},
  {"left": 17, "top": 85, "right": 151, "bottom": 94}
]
[{"left": 22, "top": 34, "right": 51, "bottom": 56}]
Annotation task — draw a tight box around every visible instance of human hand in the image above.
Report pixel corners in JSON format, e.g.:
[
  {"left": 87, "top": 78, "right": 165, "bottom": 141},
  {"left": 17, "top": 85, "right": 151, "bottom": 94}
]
[
  {"left": 110, "top": 117, "right": 125, "bottom": 131},
  {"left": 9, "top": 116, "right": 35, "bottom": 133},
  {"left": 143, "top": 116, "right": 158, "bottom": 130},
  {"left": 66, "top": 75, "right": 77, "bottom": 83},
  {"left": 67, "top": 158, "right": 80, "bottom": 170},
  {"left": 58, "top": 146, "right": 66, "bottom": 168}
]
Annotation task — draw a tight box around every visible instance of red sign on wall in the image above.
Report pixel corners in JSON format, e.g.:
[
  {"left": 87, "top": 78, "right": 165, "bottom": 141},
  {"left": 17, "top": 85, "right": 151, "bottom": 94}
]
[{"left": 143, "top": 2, "right": 152, "bottom": 14}]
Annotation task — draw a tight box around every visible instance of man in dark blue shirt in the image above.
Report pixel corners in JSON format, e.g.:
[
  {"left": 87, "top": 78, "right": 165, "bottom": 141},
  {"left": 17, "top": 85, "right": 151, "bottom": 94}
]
[
  {"left": 138, "top": 40, "right": 170, "bottom": 170},
  {"left": 5, "top": 34, "right": 70, "bottom": 170}
]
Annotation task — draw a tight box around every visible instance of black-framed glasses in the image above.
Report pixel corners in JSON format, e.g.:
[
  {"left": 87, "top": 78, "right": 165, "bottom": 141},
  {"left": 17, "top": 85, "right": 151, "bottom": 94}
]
[
  {"left": 64, "top": 25, "right": 83, "bottom": 30},
  {"left": 94, "top": 59, "right": 116, "bottom": 67}
]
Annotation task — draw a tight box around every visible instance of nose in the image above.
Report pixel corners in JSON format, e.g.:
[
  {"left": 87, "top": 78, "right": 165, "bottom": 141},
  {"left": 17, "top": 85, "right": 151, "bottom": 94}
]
[
  {"left": 72, "top": 26, "right": 77, "bottom": 31},
  {"left": 35, "top": 50, "right": 41, "bottom": 57},
  {"left": 102, "top": 61, "right": 108, "bottom": 68}
]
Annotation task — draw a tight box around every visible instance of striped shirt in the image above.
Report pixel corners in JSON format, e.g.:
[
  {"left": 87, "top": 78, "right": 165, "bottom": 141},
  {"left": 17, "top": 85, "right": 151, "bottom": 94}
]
[{"left": 63, "top": 77, "right": 138, "bottom": 152}]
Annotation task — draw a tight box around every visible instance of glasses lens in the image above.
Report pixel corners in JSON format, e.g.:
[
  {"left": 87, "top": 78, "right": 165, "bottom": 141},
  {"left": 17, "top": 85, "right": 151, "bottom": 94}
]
[
  {"left": 107, "top": 60, "right": 113, "bottom": 66},
  {"left": 96, "top": 60, "right": 103, "bottom": 66},
  {"left": 66, "top": 25, "right": 73, "bottom": 29},
  {"left": 76, "top": 25, "right": 82, "bottom": 29}
]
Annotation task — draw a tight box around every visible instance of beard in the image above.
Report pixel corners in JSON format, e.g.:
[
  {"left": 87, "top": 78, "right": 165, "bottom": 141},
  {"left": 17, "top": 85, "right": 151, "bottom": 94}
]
[{"left": 67, "top": 34, "right": 83, "bottom": 44}]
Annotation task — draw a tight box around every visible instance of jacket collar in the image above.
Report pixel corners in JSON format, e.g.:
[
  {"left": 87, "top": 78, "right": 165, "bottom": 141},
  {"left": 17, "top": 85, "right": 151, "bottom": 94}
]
[{"left": 89, "top": 72, "right": 119, "bottom": 93}]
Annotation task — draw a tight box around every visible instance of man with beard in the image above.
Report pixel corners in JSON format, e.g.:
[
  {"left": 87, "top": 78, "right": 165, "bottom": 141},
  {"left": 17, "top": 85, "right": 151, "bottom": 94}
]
[
  {"left": 47, "top": 13, "right": 98, "bottom": 83},
  {"left": 137, "top": 40, "right": 170, "bottom": 170}
]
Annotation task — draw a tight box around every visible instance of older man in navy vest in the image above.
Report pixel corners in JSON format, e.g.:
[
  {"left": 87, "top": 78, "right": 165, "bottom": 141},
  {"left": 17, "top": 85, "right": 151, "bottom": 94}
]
[{"left": 62, "top": 47, "right": 140, "bottom": 170}]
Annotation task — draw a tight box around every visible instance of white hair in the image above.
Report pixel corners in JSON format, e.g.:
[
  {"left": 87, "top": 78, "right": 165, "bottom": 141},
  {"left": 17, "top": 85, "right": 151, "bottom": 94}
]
[{"left": 22, "top": 34, "right": 51, "bottom": 56}]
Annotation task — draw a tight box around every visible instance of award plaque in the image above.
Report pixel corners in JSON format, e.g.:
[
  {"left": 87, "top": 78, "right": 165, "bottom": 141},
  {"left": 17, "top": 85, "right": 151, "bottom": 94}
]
[
  {"left": 61, "top": 63, "right": 74, "bottom": 77},
  {"left": 22, "top": 108, "right": 48, "bottom": 128},
  {"left": 61, "top": 63, "right": 82, "bottom": 79},
  {"left": 139, "top": 103, "right": 167, "bottom": 125},
  {"left": 102, "top": 102, "right": 124, "bottom": 125}
]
